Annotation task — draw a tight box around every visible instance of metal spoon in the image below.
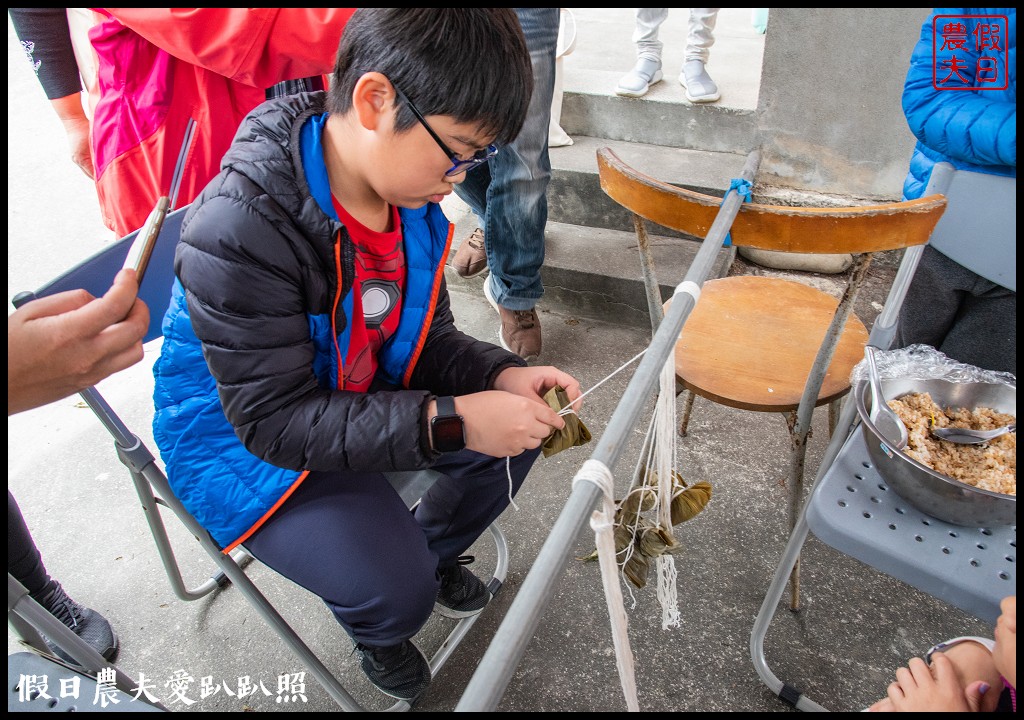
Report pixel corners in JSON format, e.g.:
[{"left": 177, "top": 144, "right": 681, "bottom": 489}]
[
  {"left": 931, "top": 423, "right": 1016, "bottom": 445},
  {"left": 864, "top": 346, "right": 909, "bottom": 450}
]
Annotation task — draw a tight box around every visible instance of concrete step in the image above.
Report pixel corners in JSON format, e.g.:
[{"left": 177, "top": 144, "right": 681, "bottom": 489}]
[
  {"left": 547, "top": 135, "right": 750, "bottom": 235},
  {"left": 558, "top": 8, "right": 764, "bottom": 153},
  {"left": 442, "top": 207, "right": 733, "bottom": 327},
  {"left": 445, "top": 137, "right": 751, "bottom": 326}
]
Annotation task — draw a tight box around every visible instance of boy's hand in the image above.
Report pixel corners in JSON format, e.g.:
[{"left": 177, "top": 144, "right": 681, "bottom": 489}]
[
  {"left": 446, "top": 391, "right": 564, "bottom": 458},
  {"left": 492, "top": 365, "right": 583, "bottom": 413}
]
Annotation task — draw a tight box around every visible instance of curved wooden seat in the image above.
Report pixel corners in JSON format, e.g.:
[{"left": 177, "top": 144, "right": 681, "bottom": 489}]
[{"left": 668, "top": 276, "right": 869, "bottom": 412}]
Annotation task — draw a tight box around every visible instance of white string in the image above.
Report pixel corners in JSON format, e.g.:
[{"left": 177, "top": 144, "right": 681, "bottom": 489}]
[
  {"left": 505, "top": 456, "right": 520, "bottom": 511},
  {"left": 557, "top": 348, "right": 648, "bottom": 416},
  {"left": 502, "top": 347, "right": 649, "bottom": 511},
  {"left": 652, "top": 349, "right": 681, "bottom": 629},
  {"left": 573, "top": 459, "right": 640, "bottom": 712}
]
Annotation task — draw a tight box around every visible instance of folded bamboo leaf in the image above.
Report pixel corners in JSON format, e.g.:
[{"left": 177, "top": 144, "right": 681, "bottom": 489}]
[
  {"left": 670, "top": 481, "right": 713, "bottom": 525},
  {"left": 542, "top": 385, "right": 592, "bottom": 457}
]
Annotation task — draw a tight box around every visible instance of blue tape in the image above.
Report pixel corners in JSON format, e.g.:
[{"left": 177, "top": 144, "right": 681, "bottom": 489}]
[{"left": 722, "top": 178, "right": 752, "bottom": 247}]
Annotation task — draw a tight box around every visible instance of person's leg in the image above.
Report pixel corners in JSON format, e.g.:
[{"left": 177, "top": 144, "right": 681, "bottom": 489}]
[
  {"left": 616, "top": 8, "right": 668, "bottom": 97},
  {"left": 244, "top": 470, "right": 438, "bottom": 647},
  {"left": 684, "top": 8, "right": 719, "bottom": 64},
  {"left": 415, "top": 447, "right": 541, "bottom": 619},
  {"left": 633, "top": 8, "right": 669, "bottom": 62},
  {"left": 483, "top": 7, "right": 558, "bottom": 312},
  {"left": 895, "top": 247, "right": 984, "bottom": 360},
  {"left": 415, "top": 447, "right": 541, "bottom": 565},
  {"left": 8, "top": 490, "right": 119, "bottom": 662},
  {"left": 681, "top": 8, "right": 721, "bottom": 103},
  {"left": 244, "top": 469, "right": 436, "bottom": 700},
  {"left": 449, "top": 164, "right": 491, "bottom": 278},
  {"left": 465, "top": 8, "right": 557, "bottom": 360},
  {"left": 940, "top": 281, "right": 1016, "bottom": 375},
  {"left": 9, "top": 490, "right": 50, "bottom": 596}
]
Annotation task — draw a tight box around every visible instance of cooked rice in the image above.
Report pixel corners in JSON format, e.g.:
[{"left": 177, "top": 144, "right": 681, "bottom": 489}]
[{"left": 888, "top": 392, "right": 1015, "bottom": 496}]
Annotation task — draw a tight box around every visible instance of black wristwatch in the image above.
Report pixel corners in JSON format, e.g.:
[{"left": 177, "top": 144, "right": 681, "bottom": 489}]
[{"left": 430, "top": 396, "right": 466, "bottom": 453}]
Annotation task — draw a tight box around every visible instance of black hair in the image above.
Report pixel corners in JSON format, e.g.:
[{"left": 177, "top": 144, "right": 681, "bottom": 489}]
[{"left": 327, "top": 8, "right": 532, "bottom": 146}]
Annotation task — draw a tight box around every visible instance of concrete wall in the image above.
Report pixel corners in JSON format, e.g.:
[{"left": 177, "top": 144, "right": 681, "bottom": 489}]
[{"left": 756, "top": 7, "right": 932, "bottom": 201}]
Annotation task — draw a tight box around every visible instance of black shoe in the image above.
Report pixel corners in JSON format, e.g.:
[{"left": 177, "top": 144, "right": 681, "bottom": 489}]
[
  {"left": 34, "top": 580, "right": 120, "bottom": 664},
  {"left": 435, "top": 555, "right": 490, "bottom": 619},
  {"left": 354, "top": 640, "right": 431, "bottom": 701}
]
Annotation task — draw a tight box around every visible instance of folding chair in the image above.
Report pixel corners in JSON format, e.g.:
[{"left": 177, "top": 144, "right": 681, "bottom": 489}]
[
  {"left": 749, "top": 163, "right": 1017, "bottom": 711},
  {"left": 9, "top": 206, "right": 510, "bottom": 712}
]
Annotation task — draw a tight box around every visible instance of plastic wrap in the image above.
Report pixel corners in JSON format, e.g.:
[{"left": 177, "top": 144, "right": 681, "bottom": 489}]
[{"left": 850, "top": 344, "right": 1017, "bottom": 390}]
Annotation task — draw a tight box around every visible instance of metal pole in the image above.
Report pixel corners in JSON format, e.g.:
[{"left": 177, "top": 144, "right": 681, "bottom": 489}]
[{"left": 456, "top": 151, "right": 761, "bottom": 711}]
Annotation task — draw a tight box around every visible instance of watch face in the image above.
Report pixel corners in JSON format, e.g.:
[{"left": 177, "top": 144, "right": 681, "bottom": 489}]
[{"left": 431, "top": 415, "right": 466, "bottom": 453}]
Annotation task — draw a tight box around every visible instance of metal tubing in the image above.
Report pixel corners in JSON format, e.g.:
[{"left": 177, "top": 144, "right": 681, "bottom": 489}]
[
  {"left": 9, "top": 575, "right": 169, "bottom": 711},
  {"left": 456, "top": 151, "right": 761, "bottom": 712},
  {"left": 784, "top": 251, "right": 873, "bottom": 608},
  {"left": 749, "top": 399, "right": 860, "bottom": 712}
]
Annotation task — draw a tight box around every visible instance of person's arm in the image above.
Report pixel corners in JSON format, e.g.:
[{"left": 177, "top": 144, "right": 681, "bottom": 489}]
[
  {"left": 8, "top": 269, "right": 148, "bottom": 415},
  {"left": 101, "top": 8, "right": 356, "bottom": 88},
  {"left": 902, "top": 10, "right": 1016, "bottom": 169},
  {"left": 8, "top": 8, "right": 93, "bottom": 178},
  {"left": 410, "top": 283, "right": 582, "bottom": 458}
]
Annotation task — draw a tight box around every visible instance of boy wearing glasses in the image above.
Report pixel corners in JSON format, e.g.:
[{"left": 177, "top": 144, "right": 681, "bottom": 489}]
[{"left": 152, "top": 9, "right": 581, "bottom": 702}]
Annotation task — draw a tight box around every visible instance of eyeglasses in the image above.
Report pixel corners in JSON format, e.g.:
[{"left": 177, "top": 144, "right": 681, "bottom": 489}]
[{"left": 393, "top": 85, "right": 498, "bottom": 177}]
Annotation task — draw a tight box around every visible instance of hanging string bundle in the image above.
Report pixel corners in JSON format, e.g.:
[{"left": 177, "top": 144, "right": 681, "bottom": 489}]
[{"left": 573, "top": 342, "right": 713, "bottom": 711}]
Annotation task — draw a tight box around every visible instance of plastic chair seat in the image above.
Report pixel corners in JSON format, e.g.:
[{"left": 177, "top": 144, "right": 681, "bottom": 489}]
[{"left": 668, "top": 276, "right": 868, "bottom": 411}]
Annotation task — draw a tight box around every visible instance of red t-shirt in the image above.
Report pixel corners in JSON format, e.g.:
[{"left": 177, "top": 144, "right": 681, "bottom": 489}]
[{"left": 331, "top": 199, "right": 405, "bottom": 392}]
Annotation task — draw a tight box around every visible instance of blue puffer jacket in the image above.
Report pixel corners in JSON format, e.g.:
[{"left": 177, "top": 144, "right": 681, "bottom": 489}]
[
  {"left": 902, "top": 8, "right": 1016, "bottom": 199},
  {"left": 152, "top": 93, "right": 523, "bottom": 550}
]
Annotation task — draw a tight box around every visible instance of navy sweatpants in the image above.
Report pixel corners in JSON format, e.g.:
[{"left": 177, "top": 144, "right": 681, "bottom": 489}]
[{"left": 244, "top": 448, "right": 540, "bottom": 647}]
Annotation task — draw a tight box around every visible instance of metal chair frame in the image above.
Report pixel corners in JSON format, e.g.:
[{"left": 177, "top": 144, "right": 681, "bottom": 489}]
[{"left": 749, "top": 163, "right": 1017, "bottom": 711}]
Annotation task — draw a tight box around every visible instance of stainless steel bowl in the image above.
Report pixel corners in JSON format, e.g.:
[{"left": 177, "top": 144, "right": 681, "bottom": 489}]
[{"left": 853, "top": 377, "right": 1016, "bottom": 527}]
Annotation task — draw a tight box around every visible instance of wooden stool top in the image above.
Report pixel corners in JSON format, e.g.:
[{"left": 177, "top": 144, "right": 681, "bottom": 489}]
[{"left": 668, "top": 276, "right": 868, "bottom": 412}]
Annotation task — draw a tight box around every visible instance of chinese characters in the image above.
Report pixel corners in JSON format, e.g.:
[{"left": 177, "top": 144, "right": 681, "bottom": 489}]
[
  {"left": 932, "top": 15, "right": 1009, "bottom": 90},
  {"left": 16, "top": 670, "right": 308, "bottom": 708}
]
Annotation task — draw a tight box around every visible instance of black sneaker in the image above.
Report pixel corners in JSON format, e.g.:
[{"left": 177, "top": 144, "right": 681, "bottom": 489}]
[
  {"left": 435, "top": 555, "right": 490, "bottom": 619},
  {"left": 354, "top": 640, "right": 431, "bottom": 701},
  {"left": 34, "top": 580, "right": 120, "bottom": 664}
]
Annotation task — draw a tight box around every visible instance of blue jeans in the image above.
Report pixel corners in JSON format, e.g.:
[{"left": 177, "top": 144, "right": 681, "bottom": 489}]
[{"left": 453, "top": 7, "right": 559, "bottom": 311}]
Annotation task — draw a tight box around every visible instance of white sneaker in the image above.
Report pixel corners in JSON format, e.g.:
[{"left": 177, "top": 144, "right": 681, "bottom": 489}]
[
  {"left": 679, "top": 60, "right": 720, "bottom": 103},
  {"left": 615, "top": 58, "right": 664, "bottom": 98}
]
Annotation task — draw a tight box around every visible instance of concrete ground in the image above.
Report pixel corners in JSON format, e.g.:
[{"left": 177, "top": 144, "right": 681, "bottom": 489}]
[{"left": 7, "top": 10, "right": 1000, "bottom": 714}]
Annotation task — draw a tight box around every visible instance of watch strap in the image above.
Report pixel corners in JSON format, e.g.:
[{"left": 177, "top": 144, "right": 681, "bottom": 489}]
[{"left": 436, "top": 395, "right": 457, "bottom": 417}]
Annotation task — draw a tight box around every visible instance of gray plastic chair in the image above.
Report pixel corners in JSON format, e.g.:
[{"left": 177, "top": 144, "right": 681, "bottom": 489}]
[
  {"left": 9, "top": 206, "right": 509, "bottom": 712},
  {"left": 748, "top": 163, "right": 1017, "bottom": 711}
]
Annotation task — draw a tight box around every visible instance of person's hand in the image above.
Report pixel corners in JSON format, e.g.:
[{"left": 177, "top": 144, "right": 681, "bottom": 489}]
[
  {"left": 492, "top": 365, "right": 583, "bottom": 413},
  {"left": 438, "top": 391, "right": 564, "bottom": 458},
  {"left": 865, "top": 696, "right": 894, "bottom": 712},
  {"left": 63, "top": 115, "right": 94, "bottom": 179},
  {"left": 50, "top": 94, "right": 94, "bottom": 180},
  {"left": 993, "top": 595, "right": 1016, "bottom": 689},
  {"left": 883, "top": 654, "right": 976, "bottom": 712},
  {"left": 8, "top": 269, "right": 148, "bottom": 415}
]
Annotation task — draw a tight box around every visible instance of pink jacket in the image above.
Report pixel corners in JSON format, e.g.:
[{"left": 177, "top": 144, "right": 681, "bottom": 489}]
[{"left": 87, "top": 8, "right": 354, "bottom": 237}]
